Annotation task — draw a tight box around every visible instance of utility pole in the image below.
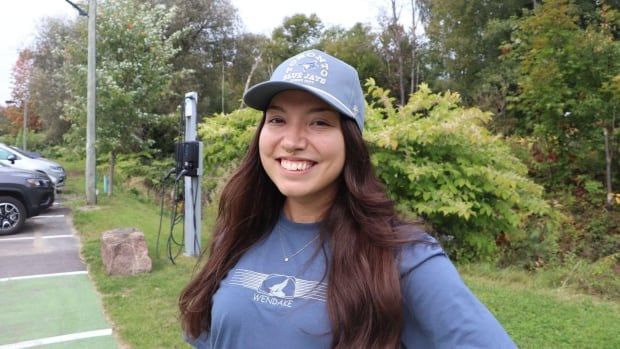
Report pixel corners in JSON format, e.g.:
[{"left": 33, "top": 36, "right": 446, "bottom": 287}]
[
  {"left": 64, "top": 0, "right": 95, "bottom": 205},
  {"left": 86, "top": 0, "right": 97, "bottom": 205}
]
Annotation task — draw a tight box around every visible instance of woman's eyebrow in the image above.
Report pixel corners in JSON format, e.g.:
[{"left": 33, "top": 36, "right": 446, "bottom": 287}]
[
  {"left": 266, "top": 105, "right": 285, "bottom": 112},
  {"left": 266, "top": 105, "right": 335, "bottom": 114},
  {"left": 308, "top": 107, "right": 335, "bottom": 114}
]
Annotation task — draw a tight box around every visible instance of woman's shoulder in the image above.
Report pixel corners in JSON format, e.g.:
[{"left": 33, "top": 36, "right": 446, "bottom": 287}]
[{"left": 393, "top": 224, "right": 446, "bottom": 277}]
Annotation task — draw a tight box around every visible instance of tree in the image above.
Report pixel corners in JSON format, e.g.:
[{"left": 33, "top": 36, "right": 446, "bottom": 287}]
[
  {"left": 233, "top": 33, "right": 270, "bottom": 108},
  {"left": 149, "top": 0, "right": 241, "bottom": 114},
  {"left": 266, "top": 14, "right": 324, "bottom": 71},
  {"left": 419, "top": 0, "right": 530, "bottom": 106},
  {"left": 319, "top": 23, "right": 386, "bottom": 90},
  {"left": 63, "top": 0, "right": 182, "bottom": 195},
  {"left": 7, "top": 49, "right": 41, "bottom": 135},
  {"left": 508, "top": 0, "right": 620, "bottom": 193},
  {"left": 0, "top": 106, "right": 11, "bottom": 137},
  {"left": 29, "top": 17, "right": 76, "bottom": 144},
  {"left": 377, "top": 0, "right": 411, "bottom": 105}
]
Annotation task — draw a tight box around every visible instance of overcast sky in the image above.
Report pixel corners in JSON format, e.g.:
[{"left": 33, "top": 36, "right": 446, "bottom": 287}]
[{"left": 0, "top": 0, "right": 392, "bottom": 105}]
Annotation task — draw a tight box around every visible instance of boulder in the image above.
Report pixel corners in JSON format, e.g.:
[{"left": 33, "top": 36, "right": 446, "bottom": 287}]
[{"left": 101, "top": 228, "right": 152, "bottom": 276}]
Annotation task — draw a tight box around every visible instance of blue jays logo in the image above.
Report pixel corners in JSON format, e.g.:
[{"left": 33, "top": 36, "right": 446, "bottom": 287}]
[
  {"left": 258, "top": 274, "right": 296, "bottom": 299},
  {"left": 282, "top": 51, "right": 329, "bottom": 84},
  {"left": 300, "top": 60, "right": 319, "bottom": 72}
]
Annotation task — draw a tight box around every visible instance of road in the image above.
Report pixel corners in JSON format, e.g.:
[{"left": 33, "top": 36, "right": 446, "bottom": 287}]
[{"left": 0, "top": 197, "right": 119, "bottom": 349}]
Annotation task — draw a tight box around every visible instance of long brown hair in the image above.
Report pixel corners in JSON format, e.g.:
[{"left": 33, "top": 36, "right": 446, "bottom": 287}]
[{"left": 179, "top": 116, "right": 419, "bottom": 348}]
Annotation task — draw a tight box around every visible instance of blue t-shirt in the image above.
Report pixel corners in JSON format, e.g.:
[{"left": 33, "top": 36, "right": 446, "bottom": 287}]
[{"left": 188, "top": 214, "right": 517, "bottom": 348}]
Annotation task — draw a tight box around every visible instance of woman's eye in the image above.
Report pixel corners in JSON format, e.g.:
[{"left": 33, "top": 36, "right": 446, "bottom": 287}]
[
  {"left": 311, "top": 119, "right": 330, "bottom": 127},
  {"left": 266, "top": 116, "right": 284, "bottom": 124}
]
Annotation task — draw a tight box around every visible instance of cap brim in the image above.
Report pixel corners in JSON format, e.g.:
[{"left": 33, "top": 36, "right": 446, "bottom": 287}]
[{"left": 243, "top": 81, "right": 355, "bottom": 118}]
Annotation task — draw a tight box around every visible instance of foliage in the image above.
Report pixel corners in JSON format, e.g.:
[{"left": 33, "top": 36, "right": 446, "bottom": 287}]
[
  {"left": 7, "top": 49, "right": 42, "bottom": 132},
  {"left": 319, "top": 23, "right": 387, "bottom": 91},
  {"left": 268, "top": 13, "right": 324, "bottom": 63},
  {"left": 114, "top": 152, "right": 175, "bottom": 190},
  {"left": 419, "top": 0, "right": 530, "bottom": 106},
  {"left": 152, "top": 0, "right": 242, "bottom": 115},
  {"left": 29, "top": 17, "right": 75, "bottom": 144},
  {"left": 61, "top": 0, "right": 184, "bottom": 195},
  {"left": 563, "top": 179, "right": 620, "bottom": 262},
  {"left": 64, "top": 0, "right": 181, "bottom": 155},
  {"left": 197, "top": 108, "right": 262, "bottom": 199},
  {"left": 365, "top": 80, "right": 557, "bottom": 261},
  {"left": 506, "top": 0, "right": 620, "bottom": 189}
]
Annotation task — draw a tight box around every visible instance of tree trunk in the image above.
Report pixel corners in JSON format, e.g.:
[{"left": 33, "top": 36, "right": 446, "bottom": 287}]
[
  {"left": 240, "top": 52, "right": 263, "bottom": 109},
  {"left": 391, "top": 0, "right": 406, "bottom": 106},
  {"left": 604, "top": 125, "right": 614, "bottom": 208},
  {"left": 410, "top": 0, "right": 418, "bottom": 94},
  {"left": 108, "top": 151, "right": 116, "bottom": 197}
]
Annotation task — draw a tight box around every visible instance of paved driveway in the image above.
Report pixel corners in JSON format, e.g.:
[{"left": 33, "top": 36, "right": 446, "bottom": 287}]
[{"left": 0, "top": 198, "right": 119, "bottom": 349}]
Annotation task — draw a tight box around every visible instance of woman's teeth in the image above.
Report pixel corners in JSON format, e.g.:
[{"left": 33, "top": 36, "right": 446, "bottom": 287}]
[{"left": 281, "top": 159, "right": 313, "bottom": 171}]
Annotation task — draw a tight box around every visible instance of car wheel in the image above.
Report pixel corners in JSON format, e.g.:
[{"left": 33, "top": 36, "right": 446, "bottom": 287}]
[{"left": 0, "top": 196, "right": 26, "bottom": 235}]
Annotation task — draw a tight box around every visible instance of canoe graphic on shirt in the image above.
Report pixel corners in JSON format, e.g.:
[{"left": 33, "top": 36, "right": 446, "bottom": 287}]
[{"left": 258, "top": 275, "right": 296, "bottom": 299}]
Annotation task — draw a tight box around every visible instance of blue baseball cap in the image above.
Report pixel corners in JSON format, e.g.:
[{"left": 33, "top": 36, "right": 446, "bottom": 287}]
[{"left": 243, "top": 49, "right": 365, "bottom": 130}]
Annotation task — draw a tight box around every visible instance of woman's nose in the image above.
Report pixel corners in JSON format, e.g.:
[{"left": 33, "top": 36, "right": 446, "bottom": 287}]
[{"left": 281, "top": 126, "right": 307, "bottom": 153}]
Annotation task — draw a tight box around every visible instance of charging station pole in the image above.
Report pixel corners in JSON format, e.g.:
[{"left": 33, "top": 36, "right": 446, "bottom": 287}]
[{"left": 183, "top": 92, "right": 202, "bottom": 257}]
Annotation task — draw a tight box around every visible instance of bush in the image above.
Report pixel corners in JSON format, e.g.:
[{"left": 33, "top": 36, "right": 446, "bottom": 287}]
[
  {"left": 198, "top": 109, "right": 262, "bottom": 201},
  {"left": 115, "top": 152, "right": 173, "bottom": 187},
  {"left": 365, "top": 81, "right": 559, "bottom": 262}
]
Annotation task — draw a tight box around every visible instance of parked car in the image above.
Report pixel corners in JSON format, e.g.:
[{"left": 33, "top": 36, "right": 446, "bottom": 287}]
[
  {"left": 0, "top": 163, "right": 55, "bottom": 235},
  {"left": 0, "top": 143, "right": 66, "bottom": 190}
]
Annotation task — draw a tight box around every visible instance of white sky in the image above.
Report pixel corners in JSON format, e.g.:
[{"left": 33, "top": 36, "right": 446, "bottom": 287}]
[{"left": 0, "top": 0, "right": 397, "bottom": 105}]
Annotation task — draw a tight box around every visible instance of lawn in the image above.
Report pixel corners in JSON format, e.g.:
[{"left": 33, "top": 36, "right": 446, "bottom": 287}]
[{"left": 62, "top": 160, "right": 620, "bottom": 349}]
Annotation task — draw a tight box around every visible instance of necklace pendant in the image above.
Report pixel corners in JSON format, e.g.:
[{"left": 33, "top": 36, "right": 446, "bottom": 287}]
[{"left": 284, "top": 257, "right": 289, "bottom": 262}]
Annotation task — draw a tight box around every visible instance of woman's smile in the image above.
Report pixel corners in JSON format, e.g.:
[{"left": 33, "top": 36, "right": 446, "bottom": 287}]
[{"left": 279, "top": 158, "right": 316, "bottom": 172}]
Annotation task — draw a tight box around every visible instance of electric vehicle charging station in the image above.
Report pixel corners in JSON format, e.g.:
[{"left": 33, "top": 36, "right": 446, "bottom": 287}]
[
  {"left": 156, "top": 91, "right": 203, "bottom": 261},
  {"left": 182, "top": 91, "right": 202, "bottom": 257}
]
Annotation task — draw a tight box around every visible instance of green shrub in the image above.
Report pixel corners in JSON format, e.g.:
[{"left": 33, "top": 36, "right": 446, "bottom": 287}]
[
  {"left": 115, "top": 152, "right": 173, "bottom": 187},
  {"left": 365, "top": 81, "right": 559, "bottom": 262},
  {"left": 198, "top": 109, "right": 262, "bottom": 201}
]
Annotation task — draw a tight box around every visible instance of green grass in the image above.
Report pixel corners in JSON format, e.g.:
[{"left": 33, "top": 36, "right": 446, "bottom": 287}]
[
  {"left": 462, "top": 273, "right": 620, "bottom": 348},
  {"left": 61, "top": 159, "right": 620, "bottom": 349}
]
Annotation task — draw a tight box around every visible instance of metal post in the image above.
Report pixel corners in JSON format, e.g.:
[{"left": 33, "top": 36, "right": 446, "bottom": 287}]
[
  {"left": 183, "top": 91, "right": 202, "bottom": 257},
  {"left": 85, "top": 0, "right": 97, "bottom": 205},
  {"left": 23, "top": 101, "right": 28, "bottom": 151}
]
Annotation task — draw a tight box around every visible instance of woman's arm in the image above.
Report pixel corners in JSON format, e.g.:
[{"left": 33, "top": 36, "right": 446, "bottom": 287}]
[{"left": 400, "top": 249, "right": 517, "bottom": 348}]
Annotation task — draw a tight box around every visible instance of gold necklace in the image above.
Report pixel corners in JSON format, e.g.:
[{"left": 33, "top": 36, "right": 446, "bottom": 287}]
[{"left": 278, "top": 229, "right": 320, "bottom": 262}]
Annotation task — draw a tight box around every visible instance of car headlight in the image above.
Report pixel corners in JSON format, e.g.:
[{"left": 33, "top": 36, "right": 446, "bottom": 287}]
[
  {"left": 51, "top": 165, "right": 64, "bottom": 172},
  {"left": 26, "top": 178, "right": 49, "bottom": 187}
]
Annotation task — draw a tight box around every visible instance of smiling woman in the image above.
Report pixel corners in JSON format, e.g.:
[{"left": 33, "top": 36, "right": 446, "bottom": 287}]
[
  {"left": 179, "top": 49, "right": 517, "bottom": 349},
  {"left": 260, "top": 90, "right": 345, "bottom": 222}
]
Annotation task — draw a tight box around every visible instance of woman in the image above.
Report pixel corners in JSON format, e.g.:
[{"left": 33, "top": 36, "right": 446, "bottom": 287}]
[{"left": 180, "top": 49, "right": 517, "bottom": 348}]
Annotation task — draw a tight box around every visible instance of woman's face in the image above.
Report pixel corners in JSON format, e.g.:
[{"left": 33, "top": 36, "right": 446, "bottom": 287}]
[{"left": 259, "top": 90, "right": 345, "bottom": 211}]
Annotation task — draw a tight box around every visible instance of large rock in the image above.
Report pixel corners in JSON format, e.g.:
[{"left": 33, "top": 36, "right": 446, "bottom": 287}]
[{"left": 101, "top": 228, "right": 152, "bottom": 276}]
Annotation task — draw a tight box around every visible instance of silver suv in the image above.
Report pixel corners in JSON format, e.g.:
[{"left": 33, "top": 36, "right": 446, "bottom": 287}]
[{"left": 0, "top": 143, "right": 66, "bottom": 190}]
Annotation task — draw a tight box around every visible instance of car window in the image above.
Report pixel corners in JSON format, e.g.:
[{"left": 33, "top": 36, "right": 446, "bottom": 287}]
[
  {"left": 9, "top": 146, "right": 28, "bottom": 157},
  {"left": 0, "top": 148, "right": 14, "bottom": 160}
]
